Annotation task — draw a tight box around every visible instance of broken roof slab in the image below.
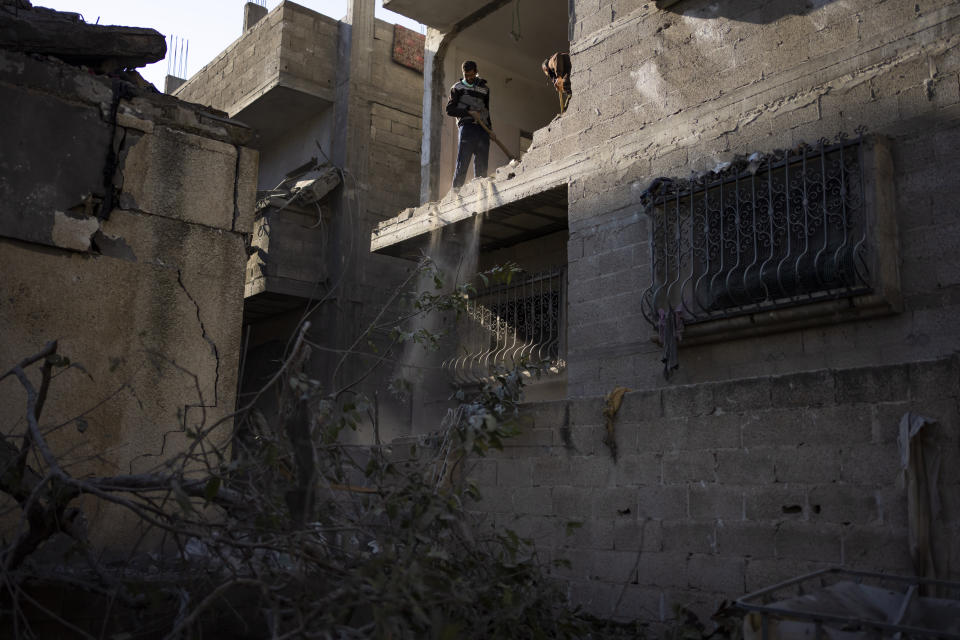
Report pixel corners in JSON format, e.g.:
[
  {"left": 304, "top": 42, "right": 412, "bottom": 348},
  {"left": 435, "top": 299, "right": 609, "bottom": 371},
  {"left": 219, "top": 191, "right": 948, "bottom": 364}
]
[{"left": 371, "top": 157, "right": 570, "bottom": 259}]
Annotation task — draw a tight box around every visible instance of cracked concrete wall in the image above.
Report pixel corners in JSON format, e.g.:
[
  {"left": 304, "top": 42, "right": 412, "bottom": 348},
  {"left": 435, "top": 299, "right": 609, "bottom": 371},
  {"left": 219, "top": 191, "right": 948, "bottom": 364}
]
[{"left": 0, "top": 49, "right": 257, "bottom": 548}]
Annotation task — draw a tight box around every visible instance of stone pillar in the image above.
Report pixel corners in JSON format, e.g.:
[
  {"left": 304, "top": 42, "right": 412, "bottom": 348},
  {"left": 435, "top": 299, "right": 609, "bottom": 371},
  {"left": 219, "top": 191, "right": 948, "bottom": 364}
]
[
  {"left": 346, "top": 0, "right": 374, "bottom": 83},
  {"left": 243, "top": 2, "right": 268, "bottom": 32},
  {"left": 164, "top": 74, "right": 184, "bottom": 94}
]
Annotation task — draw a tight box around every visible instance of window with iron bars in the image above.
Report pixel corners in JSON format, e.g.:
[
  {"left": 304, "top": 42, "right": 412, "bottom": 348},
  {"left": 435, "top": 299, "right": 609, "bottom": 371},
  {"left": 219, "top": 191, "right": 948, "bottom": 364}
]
[
  {"left": 443, "top": 267, "right": 566, "bottom": 385},
  {"left": 641, "top": 133, "right": 877, "bottom": 334}
]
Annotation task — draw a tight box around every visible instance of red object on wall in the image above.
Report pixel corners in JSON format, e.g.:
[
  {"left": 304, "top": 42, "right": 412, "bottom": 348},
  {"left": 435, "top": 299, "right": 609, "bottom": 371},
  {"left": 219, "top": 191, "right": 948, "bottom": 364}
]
[{"left": 392, "top": 24, "right": 425, "bottom": 73}]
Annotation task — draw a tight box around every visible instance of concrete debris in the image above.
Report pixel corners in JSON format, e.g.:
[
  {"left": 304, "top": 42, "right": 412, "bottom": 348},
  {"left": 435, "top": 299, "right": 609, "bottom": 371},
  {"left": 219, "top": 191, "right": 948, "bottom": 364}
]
[
  {"left": 0, "top": 1, "right": 165, "bottom": 72},
  {"left": 258, "top": 164, "right": 341, "bottom": 212}
]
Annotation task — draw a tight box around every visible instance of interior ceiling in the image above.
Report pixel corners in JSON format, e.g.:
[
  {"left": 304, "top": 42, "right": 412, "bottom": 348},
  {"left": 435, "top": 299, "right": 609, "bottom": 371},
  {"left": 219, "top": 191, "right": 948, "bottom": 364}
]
[
  {"left": 382, "top": 0, "right": 491, "bottom": 32},
  {"left": 457, "top": 1, "right": 569, "bottom": 82},
  {"left": 384, "top": 0, "right": 568, "bottom": 81}
]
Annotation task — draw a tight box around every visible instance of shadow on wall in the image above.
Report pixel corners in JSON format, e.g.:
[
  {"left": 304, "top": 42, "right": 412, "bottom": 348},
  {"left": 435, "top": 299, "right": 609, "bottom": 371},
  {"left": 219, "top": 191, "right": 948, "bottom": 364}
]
[{"left": 656, "top": 0, "right": 842, "bottom": 23}]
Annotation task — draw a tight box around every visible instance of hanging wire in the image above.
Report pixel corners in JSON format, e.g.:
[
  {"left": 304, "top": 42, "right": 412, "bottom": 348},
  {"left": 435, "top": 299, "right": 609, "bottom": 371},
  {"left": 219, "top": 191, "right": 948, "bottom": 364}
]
[{"left": 510, "top": 0, "right": 522, "bottom": 41}]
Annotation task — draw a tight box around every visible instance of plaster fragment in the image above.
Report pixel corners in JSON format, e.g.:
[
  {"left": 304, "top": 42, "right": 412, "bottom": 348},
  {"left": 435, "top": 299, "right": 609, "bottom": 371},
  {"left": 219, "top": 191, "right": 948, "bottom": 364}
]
[
  {"left": 51, "top": 210, "right": 100, "bottom": 251},
  {"left": 117, "top": 110, "right": 155, "bottom": 133}
]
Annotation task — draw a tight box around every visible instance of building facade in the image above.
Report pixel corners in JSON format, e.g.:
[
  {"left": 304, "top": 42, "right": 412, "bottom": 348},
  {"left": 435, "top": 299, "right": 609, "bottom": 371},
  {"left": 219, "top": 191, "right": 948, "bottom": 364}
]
[
  {"left": 173, "top": 1, "right": 427, "bottom": 442},
  {"left": 373, "top": 0, "right": 960, "bottom": 625}
]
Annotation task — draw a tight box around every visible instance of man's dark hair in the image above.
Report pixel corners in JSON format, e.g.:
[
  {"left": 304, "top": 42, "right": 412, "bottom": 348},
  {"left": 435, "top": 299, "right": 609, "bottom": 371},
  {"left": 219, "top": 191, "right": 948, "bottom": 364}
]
[{"left": 462, "top": 60, "right": 478, "bottom": 73}]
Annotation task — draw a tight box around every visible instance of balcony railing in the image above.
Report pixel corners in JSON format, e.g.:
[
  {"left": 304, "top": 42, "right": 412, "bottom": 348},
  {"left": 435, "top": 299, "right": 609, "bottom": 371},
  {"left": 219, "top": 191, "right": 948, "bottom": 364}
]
[
  {"left": 641, "top": 133, "right": 871, "bottom": 330},
  {"left": 444, "top": 267, "right": 566, "bottom": 384}
]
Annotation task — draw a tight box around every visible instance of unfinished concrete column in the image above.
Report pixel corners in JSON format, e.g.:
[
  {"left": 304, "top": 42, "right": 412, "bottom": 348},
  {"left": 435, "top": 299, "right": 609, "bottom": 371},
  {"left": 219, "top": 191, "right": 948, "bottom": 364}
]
[
  {"left": 346, "top": 0, "right": 374, "bottom": 84},
  {"left": 243, "top": 3, "right": 268, "bottom": 31}
]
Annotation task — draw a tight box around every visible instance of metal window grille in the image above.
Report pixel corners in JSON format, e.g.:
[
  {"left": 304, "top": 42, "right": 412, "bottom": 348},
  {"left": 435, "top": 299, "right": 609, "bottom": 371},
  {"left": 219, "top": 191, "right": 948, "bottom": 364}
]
[
  {"left": 444, "top": 267, "right": 566, "bottom": 384},
  {"left": 641, "top": 133, "right": 872, "bottom": 329}
]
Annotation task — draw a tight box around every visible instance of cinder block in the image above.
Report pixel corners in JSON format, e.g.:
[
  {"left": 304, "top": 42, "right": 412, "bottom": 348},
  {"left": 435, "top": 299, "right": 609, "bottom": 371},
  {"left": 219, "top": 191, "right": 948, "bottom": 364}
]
[
  {"left": 745, "top": 405, "right": 872, "bottom": 447},
  {"left": 569, "top": 396, "right": 605, "bottom": 427},
  {"left": 909, "top": 356, "right": 960, "bottom": 403},
  {"left": 464, "top": 458, "right": 497, "bottom": 487},
  {"left": 839, "top": 444, "right": 900, "bottom": 487},
  {"left": 661, "top": 383, "right": 715, "bottom": 418},
  {"left": 874, "top": 486, "right": 909, "bottom": 528},
  {"left": 744, "top": 558, "right": 833, "bottom": 593},
  {"left": 774, "top": 445, "right": 842, "bottom": 484},
  {"left": 567, "top": 425, "right": 607, "bottom": 456},
  {"left": 842, "top": 525, "right": 912, "bottom": 573},
  {"left": 615, "top": 452, "right": 662, "bottom": 487},
  {"left": 571, "top": 455, "right": 616, "bottom": 487},
  {"left": 637, "top": 485, "right": 688, "bottom": 520},
  {"left": 590, "top": 549, "right": 641, "bottom": 583},
  {"left": 614, "top": 518, "right": 663, "bottom": 552},
  {"left": 497, "top": 458, "right": 533, "bottom": 487},
  {"left": 687, "top": 554, "right": 746, "bottom": 595},
  {"left": 552, "top": 486, "right": 594, "bottom": 518},
  {"left": 520, "top": 401, "right": 569, "bottom": 430},
  {"left": 871, "top": 400, "right": 913, "bottom": 445},
  {"left": 560, "top": 517, "right": 616, "bottom": 550},
  {"left": 533, "top": 456, "right": 572, "bottom": 487},
  {"left": 775, "top": 522, "right": 842, "bottom": 563},
  {"left": 470, "top": 485, "right": 513, "bottom": 514},
  {"left": 715, "top": 449, "right": 776, "bottom": 485},
  {"left": 688, "top": 485, "right": 744, "bottom": 521},
  {"left": 641, "top": 413, "right": 741, "bottom": 453},
  {"left": 835, "top": 363, "right": 910, "bottom": 405},
  {"left": 716, "top": 521, "right": 776, "bottom": 558},
  {"left": 495, "top": 512, "right": 559, "bottom": 548},
  {"left": 592, "top": 486, "right": 639, "bottom": 519},
  {"left": 507, "top": 426, "right": 553, "bottom": 448},
  {"left": 744, "top": 485, "right": 808, "bottom": 521},
  {"left": 770, "top": 370, "right": 836, "bottom": 407},
  {"left": 807, "top": 485, "right": 880, "bottom": 525},
  {"left": 662, "top": 520, "right": 716, "bottom": 554},
  {"left": 566, "top": 579, "right": 620, "bottom": 619},
  {"left": 506, "top": 485, "right": 552, "bottom": 516},
  {"left": 713, "top": 377, "right": 771, "bottom": 413},
  {"left": 662, "top": 450, "right": 716, "bottom": 484},
  {"left": 637, "top": 551, "right": 689, "bottom": 589},
  {"left": 611, "top": 585, "right": 664, "bottom": 623}
]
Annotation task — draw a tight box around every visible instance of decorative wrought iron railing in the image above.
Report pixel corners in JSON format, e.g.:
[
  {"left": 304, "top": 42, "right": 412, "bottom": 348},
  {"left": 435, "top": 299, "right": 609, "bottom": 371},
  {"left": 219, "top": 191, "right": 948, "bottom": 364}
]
[
  {"left": 641, "top": 133, "right": 872, "bottom": 330},
  {"left": 443, "top": 267, "right": 566, "bottom": 384}
]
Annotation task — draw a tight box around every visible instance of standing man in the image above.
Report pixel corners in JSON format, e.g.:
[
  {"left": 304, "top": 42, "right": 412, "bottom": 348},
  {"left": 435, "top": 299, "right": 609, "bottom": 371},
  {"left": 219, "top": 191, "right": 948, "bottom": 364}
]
[{"left": 446, "top": 60, "right": 491, "bottom": 189}]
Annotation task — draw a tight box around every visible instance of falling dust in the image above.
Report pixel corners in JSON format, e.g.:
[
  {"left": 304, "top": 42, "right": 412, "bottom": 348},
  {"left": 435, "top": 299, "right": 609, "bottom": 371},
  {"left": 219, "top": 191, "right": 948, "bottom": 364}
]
[{"left": 392, "top": 213, "right": 483, "bottom": 434}]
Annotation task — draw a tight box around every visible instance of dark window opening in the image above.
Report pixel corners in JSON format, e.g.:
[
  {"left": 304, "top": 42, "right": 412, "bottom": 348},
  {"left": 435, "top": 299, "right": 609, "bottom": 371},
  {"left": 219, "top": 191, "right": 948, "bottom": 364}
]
[{"left": 641, "top": 134, "right": 871, "bottom": 328}]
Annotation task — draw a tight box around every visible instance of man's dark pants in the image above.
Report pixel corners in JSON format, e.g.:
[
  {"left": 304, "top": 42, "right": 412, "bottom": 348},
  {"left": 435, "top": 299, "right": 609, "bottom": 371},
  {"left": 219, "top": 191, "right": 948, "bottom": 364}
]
[{"left": 452, "top": 123, "right": 489, "bottom": 188}]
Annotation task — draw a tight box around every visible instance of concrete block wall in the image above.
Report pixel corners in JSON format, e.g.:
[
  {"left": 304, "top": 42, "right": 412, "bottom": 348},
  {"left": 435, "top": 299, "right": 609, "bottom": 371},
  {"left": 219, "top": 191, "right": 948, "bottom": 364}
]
[
  {"left": 174, "top": 2, "right": 338, "bottom": 113},
  {"left": 278, "top": 2, "right": 339, "bottom": 97},
  {"left": 554, "top": 0, "right": 960, "bottom": 396},
  {"left": 367, "top": 101, "right": 422, "bottom": 221},
  {"left": 0, "top": 49, "right": 256, "bottom": 548},
  {"left": 466, "top": 356, "right": 960, "bottom": 624},
  {"left": 364, "top": 20, "right": 424, "bottom": 223},
  {"left": 174, "top": 6, "right": 284, "bottom": 111}
]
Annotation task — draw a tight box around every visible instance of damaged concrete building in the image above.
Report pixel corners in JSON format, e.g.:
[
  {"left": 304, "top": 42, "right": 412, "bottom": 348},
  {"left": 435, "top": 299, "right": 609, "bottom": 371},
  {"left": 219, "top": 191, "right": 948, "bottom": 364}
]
[
  {"left": 169, "top": 1, "right": 427, "bottom": 440},
  {"left": 372, "top": 0, "right": 960, "bottom": 626},
  {"left": 0, "top": 0, "right": 257, "bottom": 544}
]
